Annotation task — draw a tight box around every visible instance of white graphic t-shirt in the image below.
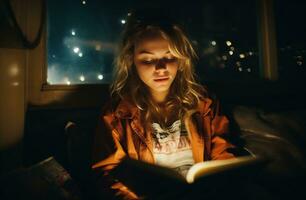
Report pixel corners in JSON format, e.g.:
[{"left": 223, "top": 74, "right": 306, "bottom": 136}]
[{"left": 152, "top": 120, "right": 194, "bottom": 177}]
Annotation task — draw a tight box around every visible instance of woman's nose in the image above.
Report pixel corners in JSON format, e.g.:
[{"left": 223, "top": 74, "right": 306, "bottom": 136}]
[{"left": 155, "top": 59, "right": 167, "bottom": 70}]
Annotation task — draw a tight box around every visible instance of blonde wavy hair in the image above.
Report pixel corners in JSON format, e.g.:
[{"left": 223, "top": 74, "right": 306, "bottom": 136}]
[{"left": 111, "top": 11, "right": 207, "bottom": 128}]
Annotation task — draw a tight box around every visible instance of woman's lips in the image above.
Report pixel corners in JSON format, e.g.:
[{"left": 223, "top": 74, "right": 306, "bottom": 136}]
[{"left": 154, "top": 77, "right": 169, "bottom": 82}]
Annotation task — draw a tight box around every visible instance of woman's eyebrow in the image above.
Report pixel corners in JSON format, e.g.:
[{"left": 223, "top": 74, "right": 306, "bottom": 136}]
[{"left": 138, "top": 50, "right": 171, "bottom": 55}]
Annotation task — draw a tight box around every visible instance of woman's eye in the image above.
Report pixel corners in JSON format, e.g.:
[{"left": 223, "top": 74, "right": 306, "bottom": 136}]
[
  {"left": 141, "top": 60, "right": 155, "bottom": 65},
  {"left": 164, "top": 57, "right": 177, "bottom": 63},
  {"left": 140, "top": 57, "right": 177, "bottom": 65}
]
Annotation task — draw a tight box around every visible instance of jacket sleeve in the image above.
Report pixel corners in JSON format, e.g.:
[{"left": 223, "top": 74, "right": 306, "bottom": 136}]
[
  {"left": 91, "top": 114, "right": 139, "bottom": 200},
  {"left": 210, "top": 100, "right": 236, "bottom": 160}
]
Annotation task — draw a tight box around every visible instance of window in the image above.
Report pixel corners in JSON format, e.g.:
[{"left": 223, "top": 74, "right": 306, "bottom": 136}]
[
  {"left": 47, "top": 0, "right": 122, "bottom": 84},
  {"left": 275, "top": 1, "right": 306, "bottom": 80},
  {"left": 186, "top": 0, "right": 259, "bottom": 82},
  {"left": 47, "top": 0, "right": 259, "bottom": 85}
]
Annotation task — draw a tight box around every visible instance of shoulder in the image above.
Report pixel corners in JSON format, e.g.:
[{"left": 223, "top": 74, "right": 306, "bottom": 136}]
[
  {"left": 97, "top": 99, "right": 139, "bottom": 134},
  {"left": 101, "top": 98, "right": 139, "bottom": 121}
]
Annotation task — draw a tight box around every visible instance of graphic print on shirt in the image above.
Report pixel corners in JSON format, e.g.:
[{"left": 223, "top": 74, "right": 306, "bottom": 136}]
[{"left": 152, "top": 120, "right": 194, "bottom": 177}]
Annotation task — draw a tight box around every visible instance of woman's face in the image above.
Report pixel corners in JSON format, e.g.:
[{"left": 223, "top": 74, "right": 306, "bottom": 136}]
[{"left": 133, "top": 36, "right": 179, "bottom": 102}]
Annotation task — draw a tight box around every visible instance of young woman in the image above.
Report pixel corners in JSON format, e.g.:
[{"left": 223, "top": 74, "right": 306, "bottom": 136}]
[{"left": 92, "top": 10, "right": 236, "bottom": 200}]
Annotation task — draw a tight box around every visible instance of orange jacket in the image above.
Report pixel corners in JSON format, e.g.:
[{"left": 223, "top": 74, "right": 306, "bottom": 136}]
[{"left": 92, "top": 98, "right": 235, "bottom": 199}]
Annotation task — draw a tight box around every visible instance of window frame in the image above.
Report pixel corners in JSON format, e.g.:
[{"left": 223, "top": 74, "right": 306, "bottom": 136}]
[
  {"left": 257, "top": 0, "right": 278, "bottom": 80},
  {"left": 26, "top": 0, "right": 109, "bottom": 107},
  {"left": 26, "top": 0, "right": 278, "bottom": 107}
]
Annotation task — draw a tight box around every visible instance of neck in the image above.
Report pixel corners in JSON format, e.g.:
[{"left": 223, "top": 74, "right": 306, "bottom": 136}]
[{"left": 150, "top": 90, "right": 169, "bottom": 103}]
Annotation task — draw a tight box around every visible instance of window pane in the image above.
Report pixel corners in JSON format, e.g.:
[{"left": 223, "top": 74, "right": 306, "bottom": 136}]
[
  {"left": 47, "top": 0, "right": 259, "bottom": 85},
  {"left": 188, "top": 0, "right": 259, "bottom": 82},
  {"left": 275, "top": 1, "right": 306, "bottom": 80}
]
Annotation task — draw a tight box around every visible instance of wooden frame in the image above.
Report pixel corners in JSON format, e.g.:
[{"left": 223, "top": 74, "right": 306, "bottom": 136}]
[
  {"left": 257, "top": 0, "right": 278, "bottom": 80},
  {"left": 26, "top": 0, "right": 109, "bottom": 108}
]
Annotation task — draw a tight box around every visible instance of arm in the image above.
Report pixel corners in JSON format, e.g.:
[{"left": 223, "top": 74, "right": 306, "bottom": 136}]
[
  {"left": 210, "top": 100, "right": 236, "bottom": 160},
  {"left": 92, "top": 114, "right": 139, "bottom": 200}
]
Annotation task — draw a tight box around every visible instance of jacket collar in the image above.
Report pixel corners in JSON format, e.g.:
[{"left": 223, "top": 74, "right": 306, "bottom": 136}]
[
  {"left": 114, "top": 97, "right": 213, "bottom": 163},
  {"left": 114, "top": 99, "right": 140, "bottom": 119}
]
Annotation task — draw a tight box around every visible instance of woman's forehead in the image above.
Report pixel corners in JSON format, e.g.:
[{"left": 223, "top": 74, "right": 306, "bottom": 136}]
[{"left": 134, "top": 37, "right": 171, "bottom": 55}]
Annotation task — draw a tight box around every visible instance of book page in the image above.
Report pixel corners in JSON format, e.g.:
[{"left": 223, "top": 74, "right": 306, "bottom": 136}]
[{"left": 186, "top": 156, "right": 261, "bottom": 183}]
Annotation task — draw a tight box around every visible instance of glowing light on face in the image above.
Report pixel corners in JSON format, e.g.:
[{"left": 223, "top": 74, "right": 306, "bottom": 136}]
[
  {"left": 73, "top": 47, "right": 80, "bottom": 53},
  {"left": 211, "top": 41, "right": 217, "bottom": 46},
  {"left": 71, "top": 30, "right": 76, "bottom": 36},
  {"left": 78, "top": 52, "right": 83, "bottom": 57},
  {"left": 229, "top": 51, "right": 234, "bottom": 55},
  {"left": 80, "top": 75, "right": 85, "bottom": 82},
  {"left": 238, "top": 67, "right": 243, "bottom": 72},
  {"left": 66, "top": 80, "right": 71, "bottom": 85},
  {"left": 247, "top": 68, "right": 251, "bottom": 72},
  {"left": 222, "top": 55, "right": 227, "bottom": 60},
  {"left": 230, "top": 46, "right": 235, "bottom": 51},
  {"left": 82, "top": 1, "right": 86, "bottom": 5},
  {"left": 121, "top": 19, "right": 126, "bottom": 24},
  {"left": 98, "top": 74, "right": 104, "bottom": 80},
  {"left": 134, "top": 37, "right": 179, "bottom": 102}
]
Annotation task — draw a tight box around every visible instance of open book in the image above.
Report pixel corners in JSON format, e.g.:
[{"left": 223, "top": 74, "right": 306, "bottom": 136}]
[
  {"left": 1, "top": 157, "right": 82, "bottom": 200},
  {"left": 110, "top": 155, "right": 267, "bottom": 198},
  {"left": 27, "top": 157, "right": 82, "bottom": 200}
]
